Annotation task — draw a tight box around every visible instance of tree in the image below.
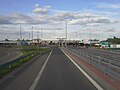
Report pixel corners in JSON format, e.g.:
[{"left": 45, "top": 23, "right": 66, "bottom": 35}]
[{"left": 5, "top": 39, "right": 9, "bottom": 41}]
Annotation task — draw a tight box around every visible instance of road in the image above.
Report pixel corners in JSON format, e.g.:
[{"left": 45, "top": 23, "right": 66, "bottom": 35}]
[
  {"left": 0, "top": 49, "right": 22, "bottom": 64},
  {"left": 70, "top": 46, "right": 120, "bottom": 61},
  {"left": 67, "top": 46, "right": 120, "bottom": 77},
  {"left": 0, "top": 50, "right": 8, "bottom": 58},
  {"left": 69, "top": 46, "right": 120, "bottom": 66},
  {"left": 0, "top": 47, "right": 101, "bottom": 90}
]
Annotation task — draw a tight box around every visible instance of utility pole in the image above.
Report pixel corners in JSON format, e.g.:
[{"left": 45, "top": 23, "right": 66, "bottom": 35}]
[
  {"left": 37, "top": 31, "right": 39, "bottom": 39},
  {"left": 37, "top": 31, "right": 39, "bottom": 50},
  {"left": 41, "top": 28, "right": 42, "bottom": 40},
  {"left": 65, "top": 20, "right": 67, "bottom": 47},
  {"left": 79, "top": 33, "right": 81, "bottom": 40},
  {"left": 89, "top": 29, "right": 92, "bottom": 47},
  {"left": 32, "top": 27, "right": 33, "bottom": 43},
  {"left": 29, "top": 33, "right": 31, "bottom": 40},
  {"left": 75, "top": 32, "right": 77, "bottom": 40},
  {"left": 20, "top": 26, "right": 22, "bottom": 40},
  {"left": 65, "top": 20, "right": 67, "bottom": 40},
  {"left": 19, "top": 26, "right": 22, "bottom": 50}
]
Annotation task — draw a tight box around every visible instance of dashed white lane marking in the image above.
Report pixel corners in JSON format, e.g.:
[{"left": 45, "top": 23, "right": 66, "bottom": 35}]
[
  {"left": 29, "top": 50, "right": 53, "bottom": 90},
  {"left": 61, "top": 49, "right": 104, "bottom": 90}
]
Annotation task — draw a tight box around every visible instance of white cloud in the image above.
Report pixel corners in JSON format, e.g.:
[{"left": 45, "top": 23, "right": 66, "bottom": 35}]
[
  {"left": 33, "top": 4, "right": 51, "bottom": 15},
  {"left": 113, "top": 20, "right": 120, "bottom": 23},
  {"left": 49, "top": 12, "right": 111, "bottom": 25},
  {"left": 44, "top": 6, "right": 51, "bottom": 9},
  {"left": 0, "top": 11, "right": 111, "bottom": 25},
  {"left": 0, "top": 4, "right": 120, "bottom": 40},
  {"left": 98, "top": 3, "right": 120, "bottom": 9},
  {"left": 35, "top": 4, "right": 40, "bottom": 8}
]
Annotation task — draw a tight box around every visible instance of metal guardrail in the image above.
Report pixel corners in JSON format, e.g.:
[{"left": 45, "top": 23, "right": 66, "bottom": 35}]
[
  {"left": 67, "top": 47, "right": 120, "bottom": 80},
  {"left": 0, "top": 52, "right": 35, "bottom": 68}
]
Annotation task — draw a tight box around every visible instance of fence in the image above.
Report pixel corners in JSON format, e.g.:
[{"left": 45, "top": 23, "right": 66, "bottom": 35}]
[{"left": 67, "top": 47, "right": 120, "bottom": 80}]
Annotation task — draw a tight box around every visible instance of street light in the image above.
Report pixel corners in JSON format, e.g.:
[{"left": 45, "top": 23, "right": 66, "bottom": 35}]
[
  {"left": 88, "top": 29, "right": 91, "bottom": 47},
  {"left": 20, "top": 26, "right": 22, "bottom": 40},
  {"left": 65, "top": 20, "right": 67, "bottom": 40},
  {"left": 32, "top": 27, "right": 33, "bottom": 44},
  {"left": 64, "top": 18, "right": 73, "bottom": 47},
  {"left": 41, "top": 28, "right": 42, "bottom": 40},
  {"left": 75, "top": 32, "right": 77, "bottom": 40},
  {"left": 65, "top": 20, "right": 68, "bottom": 47}
]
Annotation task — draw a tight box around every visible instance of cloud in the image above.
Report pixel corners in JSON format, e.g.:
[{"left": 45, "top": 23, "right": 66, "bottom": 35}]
[
  {"left": 0, "top": 11, "right": 111, "bottom": 25},
  {"left": 0, "top": 4, "right": 114, "bottom": 26},
  {"left": 0, "top": 13, "right": 51, "bottom": 24},
  {"left": 106, "top": 29, "right": 116, "bottom": 32},
  {"left": 98, "top": 3, "right": 120, "bottom": 9},
  {"left": 33, "top": 4, "right": 51, "bottom": 15},
  {"left": 49, "top": 12, "right": 111, "bottom": 25},
  {"left": 35, "top": 4, "right": 40, "bottom": 8},
  {"left": 0, "top": 15, "right": 12, "bottom": 24},
  {"left": 113, "top": 20, "right": 120, "bottom": 23}
]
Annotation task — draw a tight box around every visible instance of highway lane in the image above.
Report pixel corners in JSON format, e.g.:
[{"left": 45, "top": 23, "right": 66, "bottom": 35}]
[
  {"left": 35, "top": 47, "right": 98, "bottom": 90},
  {"left": 0, "top": 47, "right": 101, "bottom": 90}
]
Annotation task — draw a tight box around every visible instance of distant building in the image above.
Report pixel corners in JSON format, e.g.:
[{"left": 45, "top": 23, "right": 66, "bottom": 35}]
[
  {"left": 110, "top": 44, "right": 120, "bottom": 48},
  {"left": 20, "top": 40, "right": 29, "bottom": 46},
  {"left": 83, "top": 39, "right": 100, "bottom": 45},
  {"left": 0, "top": 41, "right": 18, "bottom": 47},
  {"left": 32, "top": 39, "right": 41, "bottom": 43}
]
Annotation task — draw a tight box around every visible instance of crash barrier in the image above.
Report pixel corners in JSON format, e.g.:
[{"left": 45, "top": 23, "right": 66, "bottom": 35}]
[{"left": 67, "top": 47, "right": 120, "bottom": 80}]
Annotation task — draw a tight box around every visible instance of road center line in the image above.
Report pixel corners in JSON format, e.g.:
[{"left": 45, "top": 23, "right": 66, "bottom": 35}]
[
  {"left": 61, "top": 48, "right": 104, "bottom": 90},
  {"left": 29, "top": 50, "right": 53, "bottom": 90}
]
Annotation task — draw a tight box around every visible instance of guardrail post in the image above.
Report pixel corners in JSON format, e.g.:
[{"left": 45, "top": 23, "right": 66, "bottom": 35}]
[
  {"left": 91, "top": 55, "right": 93, "bottom": 61},
  {"left": 9, "top": 65, "right": 12, "bottom": 69},
  {"left": 98, "top": 56, "right": 101, "bottom": 65},
  {"left": 79, "top": 50, "right": 81, "bottom": 56},
  {"left": 108, "top": 60, "right": 111, "bottom": 69},
  {"left": 82, "top": 52, "right": 84, "bottom": 56}
]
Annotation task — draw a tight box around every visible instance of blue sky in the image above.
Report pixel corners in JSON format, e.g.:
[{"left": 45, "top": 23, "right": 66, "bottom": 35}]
[
  {"left": 0, "top": 0, "right": 120, "bottom": 40},
  {"left": 0, "top": 0, "right": 120, "bottom": 13}
]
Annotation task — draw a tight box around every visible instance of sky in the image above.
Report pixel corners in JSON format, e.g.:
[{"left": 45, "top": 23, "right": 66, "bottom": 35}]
[{"left": 0, "top": 0, "right": 120, "bottom": 40}]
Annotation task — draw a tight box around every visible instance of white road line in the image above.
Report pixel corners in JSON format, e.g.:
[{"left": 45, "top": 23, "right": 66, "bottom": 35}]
[
  {"left": 29, "top": 50, "right": 53, "bottom": 90},
  {"left": 0, "top": 51, "right": 9, "bottom": 59},
  {"left": 61, "top": 49, "right": 104, "bottom": 90}
]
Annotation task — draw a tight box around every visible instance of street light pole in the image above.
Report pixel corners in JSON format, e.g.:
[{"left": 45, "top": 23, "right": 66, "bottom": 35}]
[
  {"left": 65, "top": 20, "right": 67, "bottom": 47},
  {"left": 41, "top": 28, "right": 42, "bottom": 40},
  {"left": 89, "top": 29, "right": 91, "bottom": 47},
  {"left": 20, "top": 26, "right": 22, "bottom": 40},
  {"left": 65, "top": 20, "right": 67, "bottom": 40},
  {"left": 75, "top": 32, "right": 77, "bottom": 40},
  {"left": 32, "top": 27, "right": 33, "bottom": 44},
  {"left": 29, "top": 33, "right": 30, "bottom": 40}
]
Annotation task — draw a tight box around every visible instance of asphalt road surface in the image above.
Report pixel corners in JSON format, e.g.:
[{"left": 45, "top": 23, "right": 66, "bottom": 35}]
[
  {"left": 0, "top": 47, "right": 101, "bottom": 90},
  {"left": 0, "top": 49, "right": 22, "bottom": 64},
  {"left": 0, "top": 50, "right": 8, "bottom": 58}
]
